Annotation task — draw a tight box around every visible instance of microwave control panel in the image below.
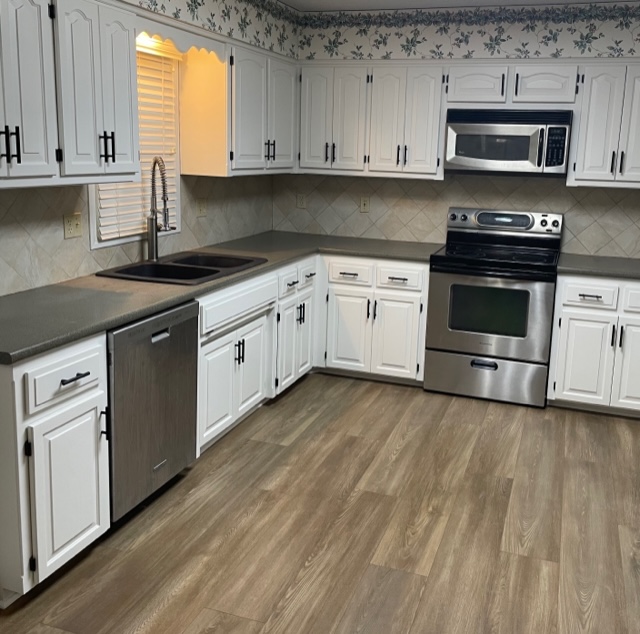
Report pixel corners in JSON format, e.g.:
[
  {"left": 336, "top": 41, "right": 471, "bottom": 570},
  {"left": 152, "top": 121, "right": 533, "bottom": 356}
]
[{"left": 545, "top": 127, "right": 568, "bottom": 168}]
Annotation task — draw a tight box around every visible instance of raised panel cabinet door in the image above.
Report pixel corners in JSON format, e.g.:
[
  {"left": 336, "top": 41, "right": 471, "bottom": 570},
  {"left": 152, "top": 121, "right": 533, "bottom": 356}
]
[
  {"left": 611, "top": 318, "right": 640, "bottom": 411},
  {"left": 28, "top": 392, "right": 109, "bottom": 583},
  {"left": 554, "top": 310, "right": 617, "bottom": 406},
  {"left": 55, "top": 0, "right": 105, "bottom": 176},
  {"left": 447, "top": 65, "right": 508, "bottom": 103},
  {"left": 618, "top": 64, "right": 640, "bottom": 183},
  {"left": 0, "top": 0, "right": 58, "bottom": 178},
  {"left": 404, "top": 66, "right": 443, "bottom": 175},
  {"left": 277, "top": 295, "right": 299, "bottom": 394},
  {"left": 368, "top": 66, "right": 406, "bottom": 173},
  {"left": 300, "top": 66, "right": 333, "bottom": 169},
  {"left": 512, "top": 64, "right": 578, "bottom": 103},
  {"left": 370, "top": 290, "right": 420, "bottom": 379},
  {"left": 199, "top": 332, "right": 236, "bottom": 448},
  {"left": 575, "top": 65, "right": 626, "bottom": 182},
  {"left": 268, "top": 58, "right": 296, "bottom": 170},
  {"left": 99, "top": 5, "right": 139, "bottom": 175},
  {"left": 327, "top": 287, "right": 373, "bottom": 372},
  {"left": 236, "top": 315, "right": 267, "bottom": 417},
  {"left": 332, "top": 67, "right": 367, "bottom": 171},
  {"left": 232, "top": 47, "right": 268, "bottom": 170},
  {"left": 297, "top": 289, "right": 314, "bottom": 377}
]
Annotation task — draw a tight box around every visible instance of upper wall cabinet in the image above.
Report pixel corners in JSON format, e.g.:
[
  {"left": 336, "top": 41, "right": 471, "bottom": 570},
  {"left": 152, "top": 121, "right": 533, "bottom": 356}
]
[
  {"left": 574, "top": 64, "right": 640, "bottom": 184},
  {"left": 55, "top": 0, "right": 139, "bottom": 177},
  {"left": 513, "top": 65, "right": 578, "bottom": 103},
  {"left": 447, "top": 66, "right": 508, "bottom": 103},
  {"left": 369, "top": 66, "right": 442, "bottom": 175},
  {"left": 231, "top": 47, "right": 296, "bottom": 172},
  {"left": 300, "top": 66, "right": 367, "bottom": 171}
]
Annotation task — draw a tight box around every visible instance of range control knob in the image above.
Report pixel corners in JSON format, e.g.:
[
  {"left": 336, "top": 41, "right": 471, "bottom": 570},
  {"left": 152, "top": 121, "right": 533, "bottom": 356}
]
[
  {"left": 552, "top": 220, "right": 560, "bottom": 228},
  {"left": 449, "top": 213, "right": 457, "bottom": 221},
  {"left": 540, "top": 219, "right": 548, "bottom": 227},
  {"left": 460, "top": 214, "right": 468, "bottom": 222}
]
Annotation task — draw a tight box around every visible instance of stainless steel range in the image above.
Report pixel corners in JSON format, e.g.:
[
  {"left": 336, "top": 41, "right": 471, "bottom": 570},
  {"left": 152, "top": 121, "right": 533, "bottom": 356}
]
[{"left": 424, "top": 207, "right": 562, "bottom": 407}]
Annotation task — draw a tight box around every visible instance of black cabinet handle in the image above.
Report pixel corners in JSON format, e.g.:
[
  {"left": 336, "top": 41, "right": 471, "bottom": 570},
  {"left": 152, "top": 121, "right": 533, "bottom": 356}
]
[
  {"left": 471, "top": 359, "right": 498, "bottom": 371},
  {"left": 404, "top": 145, "right": 408, "bottom": 165},
  {"left": 515, "top": 73, "right": 519, "bottom": 96},
  {"left": 537, "top": 128, "right": 545, "bottom": 168},
  {"left": 332, "top": 143, "right": 336, "bottom": 163},
  {"left": 620, "top": 151, "right": 625, "bottom": 175},
  {"left": 10, "top": 126, "right": 21, "bottom": 164},
  {"left": 388, "top": 276, "right": 408, "bottom": 283},
  {"left": 305, "top": 272, "right": 316, "bottom": 279},
  {"left": 578, "top": 293, "right": 603, "bottom": 301},
  {"left": 367, "top": 298, "right": 371, "bottom": 319},
  {"left": 611, "top": 324, "right": 617, "bottom": 348},
  {"left": 287, "top": 280, "right": 299, "bottom": 288},
  {"left": 271, "top": 140, "right": 276, "bottom": 161},
  {"left": 235, "top": 341, "right": 242, "bottom": 364},
  {"left": 620, "top": 326, "right": 625, "bottom": 349},
  {"left": 0, "top": 125, "right": 9, "bottom": 162},
  {"left": 297, "top": 304, "right": 303, "bottom": 324},
  {"left": 99, "top": 131, "right": 109, "bottom": 163},
  {"left": 302, "top": 302, "right": 306, "bottom": 324},
  {"left": 241, "top": 339, "right": 246, "bottom": 363},
  {"left": 339, "top": 271, "right": 358, "bottom": 277},
  {"left": 109, "top": 131, "right": 115, "bottom": 163},
  {"left": 325, "top": 142, "right": 329, "bottom": 163},
  {"left": 373, "top": 299, "right": 378, "bottom": 321},
  {"left": 396, "top": 145, "right": 400, "bottom": 166},
  {"left": 60, "top": 371, "right": 91, "bottom": 386},
  {"left": 99, "top": 409, "right": 110, "bottom": 441},
  {"left": 265, "top": 140, "right": 271, "bottom": 160},
  {"left": 611, "top": 151, "right": 617, "bottom": 174},
  {"left": 501, "top": 73, "right": 505, "bottom": 96}
]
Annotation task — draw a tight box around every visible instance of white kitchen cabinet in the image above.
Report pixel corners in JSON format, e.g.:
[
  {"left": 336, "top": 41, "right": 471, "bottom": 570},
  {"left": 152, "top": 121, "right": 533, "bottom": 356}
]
[
  {"left": 610, "top": 318, "right": 640, "bottom": 410},
  {"left": 300, "top": 66, "right": 367, "bottom": 171},
  {"left": 0, "top": 0, "right": 58, "bottom": 178},
  {"left": 618, "top": 65, "right": 640, "bottom": 182},
  {"left": 268, "top": 58, "right": 297, "bottom": 169},
  {"left": 297, "top": 289, "right": 314, "bottom": 377},
  {"left": 447, "top": 65, "right": 508, "bottom": 103},
  {"left": 512, "top": 64, "right": 578, "bottom": 103},
  {"left": 55, "top": 0, "right": 138, "bottom": 177},
  {"left": 277, "top": 295, "right": 299, "bottom": 393},
  {"left": 28, "top": 392, "right": 109, "bottom": 583},
  {"left": 236, "top": 316, "right": 268, "bottom": 417}
]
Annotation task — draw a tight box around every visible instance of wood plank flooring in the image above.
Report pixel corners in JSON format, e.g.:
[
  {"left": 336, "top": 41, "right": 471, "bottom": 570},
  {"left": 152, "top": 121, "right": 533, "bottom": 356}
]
[{"left": 2, "top": 373, "right": 640, "bottom": 634}]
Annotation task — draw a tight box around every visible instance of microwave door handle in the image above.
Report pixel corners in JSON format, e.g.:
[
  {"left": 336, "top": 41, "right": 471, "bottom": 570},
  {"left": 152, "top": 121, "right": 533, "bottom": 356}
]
[{"left": 537, "top": 128, "right": 545, "bottom": 169}]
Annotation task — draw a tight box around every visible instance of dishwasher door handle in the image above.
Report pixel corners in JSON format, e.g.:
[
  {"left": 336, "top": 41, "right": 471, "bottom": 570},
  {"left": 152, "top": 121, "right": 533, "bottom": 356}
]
[{"left": 151, "top": 328, "right": 170, "bottom": 343}]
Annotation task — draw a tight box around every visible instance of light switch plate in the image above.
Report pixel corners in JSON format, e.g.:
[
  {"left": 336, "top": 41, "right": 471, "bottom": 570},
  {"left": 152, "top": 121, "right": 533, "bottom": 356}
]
[
  {"left": 360, "top": 197, "right": 370, "bottom": 213},
  {"left": 296, "top": 194, "right": 306, "bottom": 209},
  {"left": 63, "top": 213, "right": 82, "bottom": 239},
  {"left": 196, "top": 199, "right": 207, "bottom": 218}
]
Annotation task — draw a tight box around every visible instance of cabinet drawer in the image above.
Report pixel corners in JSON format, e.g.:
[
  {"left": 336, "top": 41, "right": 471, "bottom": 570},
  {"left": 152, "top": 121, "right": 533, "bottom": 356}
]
[
  {"left": 376, "top": 265, "right": 423, "bottom": 291},
  {"left": 622, "top": 285, "right": 640, "bottom": 313},
  {"left": 329, "top": 261, "right": 373, "bottom": 286},
  {"left": 24, "top": 346, "right": 103, "bottom": 417},
  {"left": 279, "top": 268, "right": 300, "bottom": 298},
  {"left": 563, "top": 282, "right": 618, "bottom": 310},
  {"left": 298, "top": 261, "right": 317, "bottom": 289}
]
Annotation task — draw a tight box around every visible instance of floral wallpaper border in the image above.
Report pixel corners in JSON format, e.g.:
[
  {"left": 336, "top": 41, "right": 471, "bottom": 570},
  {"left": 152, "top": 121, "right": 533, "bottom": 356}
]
[{"left": 129, "top": 0, "right": 640, "bottom": 61}]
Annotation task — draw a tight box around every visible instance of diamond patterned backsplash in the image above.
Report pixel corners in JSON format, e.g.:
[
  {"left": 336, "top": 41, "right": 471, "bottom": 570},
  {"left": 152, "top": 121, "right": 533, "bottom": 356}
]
[
  {"left": 273, "top": 174, "right": 640, "bottom": 257},
  {"left": 0, "top": 175, "right": 272, "bottom": 297}
]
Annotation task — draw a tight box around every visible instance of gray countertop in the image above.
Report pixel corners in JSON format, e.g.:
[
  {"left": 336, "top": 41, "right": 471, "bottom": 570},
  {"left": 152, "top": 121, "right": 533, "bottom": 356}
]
[
  {"left": 0, "top": 232, "right": 442, "bottom": 365},
  {"left": 557, "top": 253, "right": 640, "bottom": 280}
]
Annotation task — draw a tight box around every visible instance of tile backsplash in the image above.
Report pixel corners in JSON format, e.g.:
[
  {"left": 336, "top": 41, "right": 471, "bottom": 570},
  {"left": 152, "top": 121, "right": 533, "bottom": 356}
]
[
  {"left": 273, "top": 174, "right": 640, "bottom": 258},
  {"left": 0, "top": 175, "right": 272, "bottom": 297}
]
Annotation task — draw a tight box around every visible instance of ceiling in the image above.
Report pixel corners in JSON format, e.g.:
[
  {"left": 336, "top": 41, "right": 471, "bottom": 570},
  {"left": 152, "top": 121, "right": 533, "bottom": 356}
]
[{"left": 286, "top": 0, "right": 618, "bottom": 13}]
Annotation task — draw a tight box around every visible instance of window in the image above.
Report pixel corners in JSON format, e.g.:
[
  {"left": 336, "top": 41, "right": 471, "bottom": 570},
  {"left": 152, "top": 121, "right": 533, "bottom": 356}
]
[{"left": 90, "top": 50, "right": 180, "bottom": 247}]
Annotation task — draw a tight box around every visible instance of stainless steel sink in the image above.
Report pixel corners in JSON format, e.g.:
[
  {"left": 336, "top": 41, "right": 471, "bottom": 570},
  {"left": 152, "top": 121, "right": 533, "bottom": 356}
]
[{"left": 96, "top": 252, "right": 267, "bottom": 285}]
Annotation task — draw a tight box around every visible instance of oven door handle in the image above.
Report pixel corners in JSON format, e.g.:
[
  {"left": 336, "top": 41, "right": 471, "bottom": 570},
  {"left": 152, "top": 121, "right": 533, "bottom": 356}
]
[
  {"left": 470, "top": 359, "right": 499, "bottom": 371},
  {"left": 537, "top": 128, "right": 545, "bottom": 168}
]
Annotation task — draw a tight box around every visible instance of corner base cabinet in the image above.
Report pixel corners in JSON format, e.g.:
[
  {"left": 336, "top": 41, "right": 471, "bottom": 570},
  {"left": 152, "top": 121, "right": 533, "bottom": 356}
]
[{"left": 0, "top": 334, "right": 109, "bottom": 608}]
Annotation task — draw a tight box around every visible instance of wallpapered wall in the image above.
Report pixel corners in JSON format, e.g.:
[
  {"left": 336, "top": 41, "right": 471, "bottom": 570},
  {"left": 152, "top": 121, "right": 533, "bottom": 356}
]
[{"left": 126, "top": 0, "right": 640, "bottom": 60}]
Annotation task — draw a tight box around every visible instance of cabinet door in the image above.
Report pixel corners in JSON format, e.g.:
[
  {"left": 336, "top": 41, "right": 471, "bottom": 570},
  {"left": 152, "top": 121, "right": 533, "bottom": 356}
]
[
  {"left": 99, "top": 5, "right": 139, "bottom": 175},
  {"left": 232, "top": 48, "right": 267, "bottom": 170},
  {"left": 55, "top": 0, "right": 105, "bottom": 176},
  {"left": 268, "top": 58, "right": 296, "bottom": 170},
  {"left": 277, "top": 295, "right": 299, "bottom": 394},
  {"left": 555, "top": 310, "right": 616, "bottom": 406},
  {"left": 199, "top": 333, "right": 236, "bottom": 447},
  {"left": 236, "top": 315, "right": 267, "bottom": 417},
  {"left": 0, "top": 0, "right": 58, "bottom": 178},
  {"left": 618, "top": 65, "right": 640, "bottom": 183},
  {"left": 28, "top": 392, "right": 109, "bottom": 583},
  {"left": 298, "top": 289, "right": 314, "bottom": 378},
  {"left": 611, "top": 318, "right": 640, "bottom": 411},
  {"left": 327, "top": 287, "right": 373, "bottom": 372},
  {"left": 332, "top": 67, "right": 367, "bottom": 171},
  {"left": 371, "top": 291, "right": 420, "bottom": 379},
  {"left": 300, "top": 66, "right": 333, "bottom": 169},
  {"left": 575, "top": 65, "right": 626, "bottom": 182},
  {"left": 404, "top": 66, "right": 442, "bottom": 175},
  {"left": 513, "top": 64, "right": 577, "bottom": 103},
  {"left": 368, "top": 67, "right": 406, "bottom": 173},
  {"left": 447, "top": 66, "right": 508, "bottom": 103}
]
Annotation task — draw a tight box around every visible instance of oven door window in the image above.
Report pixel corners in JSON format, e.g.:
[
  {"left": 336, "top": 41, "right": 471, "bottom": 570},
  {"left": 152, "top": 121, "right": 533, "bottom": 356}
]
[
  {"left": 449, "top": 285, "right": 530, "bottom": 338},
  {"left": 455, "top": 134, "right": 531, "bottom": 162}
]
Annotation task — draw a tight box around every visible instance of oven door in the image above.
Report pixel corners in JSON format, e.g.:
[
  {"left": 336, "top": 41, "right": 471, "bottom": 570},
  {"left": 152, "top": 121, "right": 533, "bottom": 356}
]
[
  {"left": 445, "top": 123, "right": 544, "bottom": 173},
  {"left": 426, "top": 271, "right": 555, "bottom": 364}
]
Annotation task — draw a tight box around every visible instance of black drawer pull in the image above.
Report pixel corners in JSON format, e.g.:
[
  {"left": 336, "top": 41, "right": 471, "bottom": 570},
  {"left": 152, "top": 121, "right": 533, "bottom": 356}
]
[
  {"left": 325, "top": 142, "right": 329, "bottom": 163},
  {"left": 620, "top": 151, "right": 625, "bottom": 175},
  {"left": 99, "top": 131, "right": 109, "bottom": 163},
  {"left": 404, "top": 145, "right": 408, "bottom": 165},
  {"left": 305, "top": 272, "right": 316, "bottom": 279},
  {"left": 271, "top": 140, "right": 276, "bottom": 161},
  {"left": 388, "top": 276, "right": 408, "bottom": 283},
  {"left": 578, "top": 293, "right": 603, "bottom": 301},
  {"left": 611, "top": 324, "right": 617, "bottom": 348},
  {"left": 396, "top": 145, "right": 401, "bottom": 166},
  {"left": 332, "top": 142, "right": 336, "bottom": 163},
  {"left": 109, "top": 131, "right": 115, "bottom": 163},
  {"left": 60, "top": 371, "right": 91, "bottom": 386},
  {"left": 373, "top": 299, "right": 378, "bottom": 321},
  {"left": 0, "top": 125, "right": 9, "bottom": 162},
  {"left": 367, "top": 299, "right": 371, "bottom": 319},
  {"left": 339, "top": 271, "right": 358, "bottom": 277},
  {"left": 10, "top": 126, "right": 21, "bottom": 164},
  {"left": 620, "top": 325, "right": 625, "bottom": 349},
  {"left": 611, "top": 151, "right": 617, "bottom": 174},
  {"left": 287, "top": 280, "right": 299, "bottom": 288},
  {"left": 265, "top": 140, "right": 271, "bottom": 160},
  {"left": 470, "top": 360, "right": 498, "bottom": 371}
]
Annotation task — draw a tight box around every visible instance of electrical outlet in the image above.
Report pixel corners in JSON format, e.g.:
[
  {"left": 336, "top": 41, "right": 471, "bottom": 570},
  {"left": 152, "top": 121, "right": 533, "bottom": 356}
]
[
  {"left": 360, "top": 197, "right": 370, "bottom": 213},
  {"left": 296, "top": 194, "right": 306, "bottom": 209},
  {"left": 63, "top": 213, "right": 83, "bottom": 239},
  {"left": 196, "top": 199, "right": 207, "bottom": 218}
]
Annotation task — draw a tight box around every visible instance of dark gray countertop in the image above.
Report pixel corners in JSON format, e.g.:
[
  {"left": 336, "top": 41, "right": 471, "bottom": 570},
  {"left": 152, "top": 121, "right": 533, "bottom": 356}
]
[
  {"left": 557, "top": 253, "right": 640, "bottom": 280},
  {"left": 0, "top": 232, "right": 442, "bottom": 365}
]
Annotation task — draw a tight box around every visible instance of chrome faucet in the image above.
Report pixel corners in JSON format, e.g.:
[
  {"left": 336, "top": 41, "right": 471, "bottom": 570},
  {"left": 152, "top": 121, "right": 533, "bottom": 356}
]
[{"left": 147, "top": 156, "right": 172, "bottom": 261}]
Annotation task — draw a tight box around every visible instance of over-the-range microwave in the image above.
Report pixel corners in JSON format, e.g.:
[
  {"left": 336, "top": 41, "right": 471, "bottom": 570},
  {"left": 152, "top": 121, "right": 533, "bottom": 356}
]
[{"left": 445, "top": 109, "right": 572, "bottom": 175}]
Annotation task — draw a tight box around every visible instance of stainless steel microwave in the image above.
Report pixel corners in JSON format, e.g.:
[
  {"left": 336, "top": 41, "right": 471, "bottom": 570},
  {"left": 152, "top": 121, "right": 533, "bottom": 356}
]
[{"left": 445, "top": 110, "right": 572, "bottom": 175}]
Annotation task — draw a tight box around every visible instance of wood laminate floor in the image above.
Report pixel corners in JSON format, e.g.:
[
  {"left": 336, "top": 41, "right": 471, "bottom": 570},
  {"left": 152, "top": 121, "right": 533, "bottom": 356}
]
[{"left": 2, "top": 374, "right": 640, "bottom": 634}]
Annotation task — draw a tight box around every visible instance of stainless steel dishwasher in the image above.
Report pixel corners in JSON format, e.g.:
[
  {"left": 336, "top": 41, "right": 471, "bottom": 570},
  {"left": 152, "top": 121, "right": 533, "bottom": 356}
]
[{"left": 107, "top": 301, "right": 198, "bottom": 521}]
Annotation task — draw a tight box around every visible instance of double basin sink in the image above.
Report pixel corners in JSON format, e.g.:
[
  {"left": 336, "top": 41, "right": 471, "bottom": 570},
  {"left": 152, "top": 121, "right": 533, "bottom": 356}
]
[{"left": 97, "top": 252, "right": 267, "bottom": 285}]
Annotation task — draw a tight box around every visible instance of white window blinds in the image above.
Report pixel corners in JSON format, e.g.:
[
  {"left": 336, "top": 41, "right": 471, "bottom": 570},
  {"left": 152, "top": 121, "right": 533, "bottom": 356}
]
[{"left": 94, "top": 51, "right": 180, "bottom": 243}]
